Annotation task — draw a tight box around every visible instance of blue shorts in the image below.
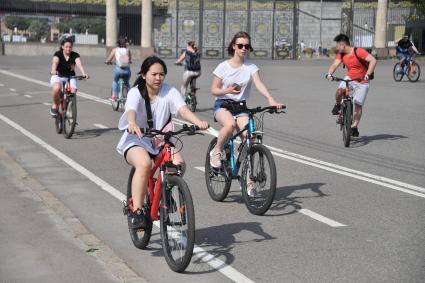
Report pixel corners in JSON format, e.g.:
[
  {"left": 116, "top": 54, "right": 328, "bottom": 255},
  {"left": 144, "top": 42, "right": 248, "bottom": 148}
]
[
  {"left": 396, "top": 51, "right": 410, "bottom": 61},
  {"left": 213, "top": 99, "right": 249, "bottom": 118}
]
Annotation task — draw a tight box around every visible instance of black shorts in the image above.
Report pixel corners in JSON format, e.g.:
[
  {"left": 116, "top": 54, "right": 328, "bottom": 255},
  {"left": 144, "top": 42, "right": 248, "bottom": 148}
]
[{"left": 124, "top": 145, "right": 158, "bottom": 164}]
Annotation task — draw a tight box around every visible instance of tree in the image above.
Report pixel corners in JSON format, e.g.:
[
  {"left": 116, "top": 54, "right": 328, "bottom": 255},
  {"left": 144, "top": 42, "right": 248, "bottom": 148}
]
[
  {"left": 5, "top": 16, "right": 31, "bottom": 33},
  {"left": 29, "top": 19, "right": 50, "bottom": 41}
]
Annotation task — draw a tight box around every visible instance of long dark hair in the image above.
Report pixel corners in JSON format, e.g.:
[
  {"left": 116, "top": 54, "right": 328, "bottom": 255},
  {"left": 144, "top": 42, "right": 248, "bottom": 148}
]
[
  {"left": 187, "top": 41, "right": 198, "bottom": 53},
  {"left": 133, "top": 56, "right": 168, "bottom": 97},
  {"left": 117, "top": 36, "right": 127, "bottom": 48},
  {"left": 227, "top": 31, "right": 253, "bottom": 56}
]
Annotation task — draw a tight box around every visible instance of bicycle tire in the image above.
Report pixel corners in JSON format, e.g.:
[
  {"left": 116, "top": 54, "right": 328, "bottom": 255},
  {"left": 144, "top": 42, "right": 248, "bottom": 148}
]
[
  {"left": 204, "top": 137, "right": 232, "bottom": 202},
  {"left": 160, "top": 175, "right": 195, "bottom": 273},
  {"left": 55, "top": 112, "right": 63, "bottom": 134},
  {"left": 62, "top": 96, "right": 77, "bottom": 139},
  {"left": 120, "top": 84, "right": 128, "bottom": 112},
  {"left": 342, "top": 101, "right": 352, "bottom": 147},
  {"left": 126, "top": 167, "right": 152, "bottom": 249},
  {"left": 407, "top": 62, "right": 421, "bottom": 82},
  {"left": 241, "top": 144, "right": 277, "bottom": 215},
  {"left": 393, "top": 63, "right": 404, "bottom": 81},
  {"left": 111, "top": 88, "right": 119, "bottom": 111}
]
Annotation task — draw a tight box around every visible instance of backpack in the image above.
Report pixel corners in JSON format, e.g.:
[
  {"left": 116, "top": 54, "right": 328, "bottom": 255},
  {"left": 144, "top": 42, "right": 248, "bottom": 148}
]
[
  {"left": 185, "top": 51, "right": 201, "bottom": 71},
  {"left": 341, "top": 47, "right": 374, "bottom": 80}
]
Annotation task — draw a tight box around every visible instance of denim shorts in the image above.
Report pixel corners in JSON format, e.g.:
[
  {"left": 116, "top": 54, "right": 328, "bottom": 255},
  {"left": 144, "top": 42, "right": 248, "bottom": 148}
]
[{"left": 213, "top": 99, "right": 249, "bottom": 118}]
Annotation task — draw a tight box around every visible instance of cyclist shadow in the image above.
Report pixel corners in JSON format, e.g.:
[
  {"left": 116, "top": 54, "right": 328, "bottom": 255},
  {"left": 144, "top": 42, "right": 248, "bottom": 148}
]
[
  {"left": 268, "top": 182, "right": 328, "bottom": 216},
  {"left": 350, "top": 134, "right": 407, "bottom": 147},
  {"left": 146, "top": 222, "right": 274, "bottom": 274},
  {"left": 72, "top": 127, "right": 120, "bottom": 139}
]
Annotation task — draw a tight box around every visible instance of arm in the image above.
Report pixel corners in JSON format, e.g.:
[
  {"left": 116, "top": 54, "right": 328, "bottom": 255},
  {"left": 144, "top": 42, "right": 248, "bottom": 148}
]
[
  {"left": 127, "top": 110, "right": 143, "bottom": 138},
  {"left": 210, "top": 75, "right": 240, "bottom": 97},
  {"left": 105, "top": 48, "right": 115, "bottom": 63},
  {"left": 326, "top": 59, "right": 342, "bottom": 79},
  {"left": 251, "top": 71, "right": 284, "bottom": 108},
  {"left": 175, "top": 51, "right": 186, "bottom": 64},
  {"left": 364, "top": 53, "right": 377, "bottom": 75},
  {"left": 178, "top": 106, "right": 209, "bottom": 130},
  {"left": 75, "top": 57, "right": 89, "bottom": 79},
  {"left": 51, "top": 56, "right": 59, "bottom": 75}
]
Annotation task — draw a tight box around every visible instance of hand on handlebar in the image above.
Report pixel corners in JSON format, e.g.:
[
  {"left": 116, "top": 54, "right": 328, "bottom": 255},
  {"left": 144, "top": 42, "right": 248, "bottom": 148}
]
[
  {"left": 267, "top": 97, "right": 285, "bottom": 109},
  {"left": 196, "top": 121, "right": 209, "bottom": 131},
  {"left": 325, "top": 73, "right": 334, "bottom": 81},
  {"left": 127, "top": 122, "right": 143, "bottom": 138},
  {"left": 82, "top": 74, "right": 90, "bottom": 80}
]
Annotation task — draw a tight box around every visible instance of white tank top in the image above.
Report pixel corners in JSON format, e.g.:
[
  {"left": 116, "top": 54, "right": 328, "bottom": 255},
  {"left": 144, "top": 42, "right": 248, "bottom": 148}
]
[{"left": 115, "top": 47, "right": 129, "bottom": 67}]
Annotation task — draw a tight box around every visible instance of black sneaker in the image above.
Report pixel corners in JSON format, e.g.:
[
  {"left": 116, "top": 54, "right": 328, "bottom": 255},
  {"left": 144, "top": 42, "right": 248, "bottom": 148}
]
[
  {"left": 49, "top": 107, "right": 58, "bottom": 117},
  {"left": 331, "top": 103, "right": 341, "bottom": 115},
  {"left": 129, "top": 208, "right": 147, "bottom": 229},
  {"left": 351, "top": 127, "right": 359, "bottom": 137}
]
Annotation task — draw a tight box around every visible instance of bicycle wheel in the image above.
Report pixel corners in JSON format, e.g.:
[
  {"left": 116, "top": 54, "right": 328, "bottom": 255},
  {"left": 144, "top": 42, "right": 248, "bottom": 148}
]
[
  {"left": 126, "top": 167, "right": 152, "bottom": 249},
  {"left": 204, "top": 137, "right": 232, "bottom": 202},
  {"left": 342, "top": 101, "right": 352, "bottom": 147},
  {"left": 120, "top": 84, "right": 128, "bottom": 111},
  {"left": 407, "top": 62, "right": 420, "bottom": 82},
  {"left": 62, "top": 96, "right": 77, "bottom": 139},
  {"left": 241, "top": 144, "right": 277, "bottom": 215},
  {"left": 393, "top": 63, "right": 404, "bottom": 81},
  {"left": 160, "top": 175, "right": 195, "bottom": 273},
  {"left": 55, "top": 111, "right": 63, "bottom": 134}
]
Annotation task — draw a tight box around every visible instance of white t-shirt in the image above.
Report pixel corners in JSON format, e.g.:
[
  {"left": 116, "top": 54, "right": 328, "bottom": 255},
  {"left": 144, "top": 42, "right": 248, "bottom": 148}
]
[
  {"left": 115, "top": 47, "right": 129, "bottom": 67},
  {"left": 212, "top": 60, "right": 259, "bottom": 101},
  {"left": 116, "top": 83, "right": 186, "bottom": 155}
]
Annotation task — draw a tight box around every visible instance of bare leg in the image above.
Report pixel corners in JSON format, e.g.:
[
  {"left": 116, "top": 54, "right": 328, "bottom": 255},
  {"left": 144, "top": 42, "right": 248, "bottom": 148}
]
[
  {"left": 214, "top": 109, "right": 236, "bottom": 153},
  {"left": 52, "top": 83, "right": 61, "bottom": 108},
  {"left": 335, "top": 88, "right": 344, "bottom": 104},
  {"left": 126, "top": 147, "right": 152, "bottom": 210},
  {"left": 352, "top": 104, "right": 363, "bottom": 128}
]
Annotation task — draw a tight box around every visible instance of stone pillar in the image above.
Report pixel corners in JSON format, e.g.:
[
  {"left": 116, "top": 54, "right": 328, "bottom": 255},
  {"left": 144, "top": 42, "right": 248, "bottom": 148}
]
[
  {"left": 106, "top": 0, "right": 117, "bottom": 47},
  {"left": 374, "top": 0, "right": 388, "bottom": 58},
  {"left": 141, "top": 0, "right": 154, "bottom": 58}
]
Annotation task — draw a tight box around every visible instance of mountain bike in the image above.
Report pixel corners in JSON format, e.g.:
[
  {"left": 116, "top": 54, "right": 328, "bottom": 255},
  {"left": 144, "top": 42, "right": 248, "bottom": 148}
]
[
  {"left": 105, "top": 62, "right": 129, "bottom": 111},
  {"left": 330, "top": 76, "right": 362, "bottom": 147},
  {"left": 205, "top": 103, "right": 285, "bottom": 215},
  {"left": 393, "top": 54, "right": 421, "bottom": 82},
  {"left": 53, "top": 75, "right": 85, "bottom": 139},
  {"left": 123, "top": 124, "right": 201, "bottom": 272}
]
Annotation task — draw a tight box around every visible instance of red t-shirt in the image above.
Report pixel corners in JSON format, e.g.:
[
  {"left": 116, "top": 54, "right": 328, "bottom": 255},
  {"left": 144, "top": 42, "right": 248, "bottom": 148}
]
[{"left": 336, "top": 48, "right": 369, "bottom": 83}]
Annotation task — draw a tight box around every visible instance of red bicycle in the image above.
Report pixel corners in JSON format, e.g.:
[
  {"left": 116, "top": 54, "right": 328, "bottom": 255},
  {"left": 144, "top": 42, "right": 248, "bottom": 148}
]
[{"left": 123, "top": 124, "right": 201, "bottom": 272}]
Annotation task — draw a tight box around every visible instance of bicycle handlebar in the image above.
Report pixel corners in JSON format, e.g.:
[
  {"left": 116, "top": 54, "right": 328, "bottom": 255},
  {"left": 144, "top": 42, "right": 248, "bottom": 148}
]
[
  {"left": 128, "top": 124, "right": 204, "bottom": 137},
  {"left": 246, "top": 105, "right": 286, "bottom": 114},
  {"left": 330, "top": 76, "right": 363, "bottom": 82},
  {"left": 58, "top": 75, "right": 87, "bottom": 80}
]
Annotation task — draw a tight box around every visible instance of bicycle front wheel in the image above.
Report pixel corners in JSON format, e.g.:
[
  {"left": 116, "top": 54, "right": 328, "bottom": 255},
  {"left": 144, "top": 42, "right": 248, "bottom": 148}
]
[
  {"left": 111, "top": 88, "right": 119, "bottom": 111},
  {"left": 342, "top": 101, "right": 352, "bottom": 147},
  {"left": 62, "top": 96, "right": 77, "bottom": 139},
  {"left": 407, "top": 62, "right": 420, "bottom": 82},
  {"left": 120, "top": 84, "right": 128, "bottom": 111},
  {"left": 126, "top": 167, "right": 152, "bottom": 249},
  {"left": 160, "top": 175, "right": 195, "bottom": 273},
  {"left": 393, "top": 63, "right": 404, "bottom": 81},
  {"left": 241, "top": 144, "right": 277, "bottom": 215},
  {"left": 204, "top": 138, "right": 232, "bottom": 202},
  {"left": 55, "top": 111, "right": 63, "bottom": 134}
]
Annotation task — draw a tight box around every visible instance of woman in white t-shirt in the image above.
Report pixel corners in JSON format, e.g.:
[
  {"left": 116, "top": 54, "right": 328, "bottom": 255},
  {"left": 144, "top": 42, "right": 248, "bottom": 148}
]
[
  {"left": 210, "top": 31, "right": 284, "bottom": 168},
  {"left": 117, "top": 56, "right": 208, "bottom": 229},
  {"left": 105, "top": 37, "right": 132, "bottom": 102}
]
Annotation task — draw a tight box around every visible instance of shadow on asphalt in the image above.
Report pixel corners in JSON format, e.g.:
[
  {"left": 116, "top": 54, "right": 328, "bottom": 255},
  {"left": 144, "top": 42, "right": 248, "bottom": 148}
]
[
  {"left": 73, "top": 127, "right": 120, "bottom": 139},
  {"left": 268, "top": 182, "right": 328, "bottom": 216},
  {"left": 0, "top": 102, "right": 44, "bottom": 108},
  {"left": 350, "top": 134, "right": 407, "bottom": 148}
]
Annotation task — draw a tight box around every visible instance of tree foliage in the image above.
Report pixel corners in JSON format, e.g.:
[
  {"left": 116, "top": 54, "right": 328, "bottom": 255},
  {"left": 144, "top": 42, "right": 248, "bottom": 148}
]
[
  {"left": 5, "top": 16, "right": 31, "bottom": 31},
  {"left": 56, "top": 17, "right": 106, "bottom": 41}
]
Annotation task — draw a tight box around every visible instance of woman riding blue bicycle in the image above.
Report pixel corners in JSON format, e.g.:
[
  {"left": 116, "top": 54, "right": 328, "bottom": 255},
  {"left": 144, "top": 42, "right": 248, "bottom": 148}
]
[{"left": 209, "top": 31, "right": 284, "bottom": 170}]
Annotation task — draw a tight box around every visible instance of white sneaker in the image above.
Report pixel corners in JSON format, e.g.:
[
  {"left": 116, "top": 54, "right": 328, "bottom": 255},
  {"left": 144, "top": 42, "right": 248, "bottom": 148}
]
[{"left": 209, "top": 149, "right": 222, "bottom": 168}]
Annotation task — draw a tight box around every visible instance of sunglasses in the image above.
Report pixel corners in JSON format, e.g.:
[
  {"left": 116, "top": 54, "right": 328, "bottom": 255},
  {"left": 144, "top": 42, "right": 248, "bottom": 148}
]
[{"left": 236, "top": 44, "right": 252, "bottom": 50}]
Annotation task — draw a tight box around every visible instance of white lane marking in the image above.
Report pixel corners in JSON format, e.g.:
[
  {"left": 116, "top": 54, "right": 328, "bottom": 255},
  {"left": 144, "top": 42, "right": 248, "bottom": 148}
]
[
  {"left": 9, "top": 88, "right": 16, "bottom": 92},
  {"left": 23, "top": 94, "right": 32, "bottom": 98},
  {"left": 94, "top": 123, "right": 108, "bottom": 129},
  {"left": 298, "top": 209, "right": 347, "bottom": 227},
  {"left": 194, "top": 166, "right": 346, "bottom": 227},
  {"left": 2, "top": 70, "right": 423, "bottom": 199},
  {"left": 0, "top": 113, "right": 254, "bottom": 283},
  {"left": 0, "top": 83, "right": 4, "bottom": 87},
  {"left": 26, "top": 91, "right": 50, "bottom": 95},
  {"left": 43, "top": 102, "right": 52, "bottom": 106},
  {"left": 173, "top": 118, "right": 425, "bottom": 199}
]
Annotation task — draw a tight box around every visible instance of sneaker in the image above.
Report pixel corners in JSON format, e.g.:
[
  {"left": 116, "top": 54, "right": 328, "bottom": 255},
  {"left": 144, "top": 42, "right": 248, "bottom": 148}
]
[
  {"left": 209, "top": 149, "right": 223, "bottom": 168},
  {"left": 351, "top": 127, "right": 359, "bottom": 137},
  {"left": 129, "top": 208, "right": 147, "bottom": 229},
  {"left": 108, "top": 95, "right": 116, "bottom": 102},
  {"left": 331, "top": 103, "right": 341, "bottom": 115},
  {"left": 49, "top": 107, "right": 58, "bottom": 117}
]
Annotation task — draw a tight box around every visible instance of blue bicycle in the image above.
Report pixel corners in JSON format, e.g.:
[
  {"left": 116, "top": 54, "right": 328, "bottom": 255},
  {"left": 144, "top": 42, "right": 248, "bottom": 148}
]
[
  {"left": 393, "top": 54, "right": 421, "bottom": 82},
  {"left": 106, "top": 62, "right": 129, "bottom": 111},
  {"left": 204, "top": 103, "right": 285, "bottom": 215}
]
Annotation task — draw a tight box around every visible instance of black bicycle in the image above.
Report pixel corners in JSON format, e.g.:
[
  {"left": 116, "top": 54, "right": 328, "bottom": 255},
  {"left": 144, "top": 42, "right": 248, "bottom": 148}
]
[
  {"left": 205, "top": 103, "right": 285, "bottom": 215},
  {"left": 330, "top": 76, "right": 362, "bottom": 147},
  {"left": 54, "top": 75, "right": 85, "bottom": 139},
  {"left": 175, "top": 62, "right": 199, "bottom": 112}
]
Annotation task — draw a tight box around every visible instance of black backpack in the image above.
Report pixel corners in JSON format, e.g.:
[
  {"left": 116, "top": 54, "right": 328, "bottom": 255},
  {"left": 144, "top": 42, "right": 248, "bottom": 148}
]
[
  {"left": 185, "top": 51, "right": 201, "bottom": 71},
  {"left": 341, "top": 47, "right": 374, "bottom": 80}
]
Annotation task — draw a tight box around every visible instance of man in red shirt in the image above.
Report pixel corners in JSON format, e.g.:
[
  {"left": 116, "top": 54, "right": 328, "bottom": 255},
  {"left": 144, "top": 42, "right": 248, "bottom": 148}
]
[{"left": 325, "top": 34, "right": 377, "bottom": 137}]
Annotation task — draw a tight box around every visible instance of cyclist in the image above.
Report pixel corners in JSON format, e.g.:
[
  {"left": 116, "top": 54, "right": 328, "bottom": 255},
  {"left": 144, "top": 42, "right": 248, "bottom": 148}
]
[
  {"left": 209, "top": 31, "right": 284, "bottom": 175},
  {"left": 325, "top": 34, "right": 376, "bottom": 137},
  {"left": 175, "top": 41, "right": 201, "bottom": 98},
  {"left": 396, "top": 34, "right": 419, "bottom": 70},
  {"left": 116, "top": 56, "right": 208, "bottom": 229},
  {"left": 105, "top": 36, "right": 132, "bottom": 102},
  {"left": 49, "top": 37, "right": 89, "bottom": 116}
]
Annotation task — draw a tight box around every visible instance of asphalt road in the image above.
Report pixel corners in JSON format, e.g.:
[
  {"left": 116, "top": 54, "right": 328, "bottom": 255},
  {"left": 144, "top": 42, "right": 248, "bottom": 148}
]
[{"left": 0, "top": 55, "right": 424, "bottom": 282}]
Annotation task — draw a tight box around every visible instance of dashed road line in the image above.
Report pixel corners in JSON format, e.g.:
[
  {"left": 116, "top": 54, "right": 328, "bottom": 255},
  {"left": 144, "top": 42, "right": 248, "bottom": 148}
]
[
  {"left": 24, "top": 94, "right": 32, "bottom": 98},
  {"left": 94, "top": 123, "right": 108, "bottom": 129}
]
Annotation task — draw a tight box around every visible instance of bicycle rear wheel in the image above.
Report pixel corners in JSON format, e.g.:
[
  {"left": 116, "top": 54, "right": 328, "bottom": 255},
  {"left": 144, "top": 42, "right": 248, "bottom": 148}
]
[
  {"left": 160, "top": 175, "right": 195, "bottom": 273},
  {"left": 111, "top": 88, "right": 119, "bottom": 111},
  {"left": 393, "top": 63, "right": 404, "bottom": 81},
  {"left": 241, "top": 144, "right": 277, "bottom": 215},
  {"left": 407, "top": 62, "right": 420, "bottom": 82},
  {"left": 120, "top": 84, "right": 128, "bottom": 111},
  {"left": 62, "top": 96, "right": 77, "bottom": 139},
  {"left": 342, "top": 101, "right": 352, "bottom": 147},
  {"left": 205, "top": 138, "right": 232, "bottom": 202},
  {"left": 126, "top": 167, "right": 152, "bottom": 249},
  {"left": 55, "top": 112, "right": 63, "bottom": 134}
]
